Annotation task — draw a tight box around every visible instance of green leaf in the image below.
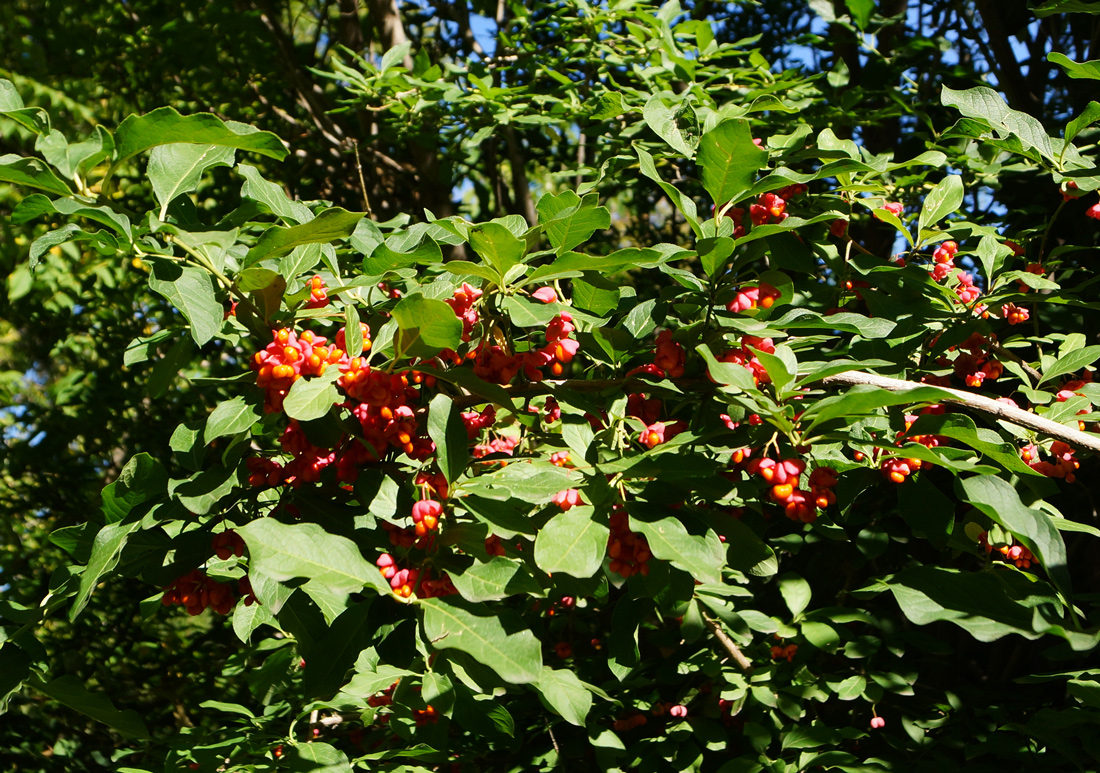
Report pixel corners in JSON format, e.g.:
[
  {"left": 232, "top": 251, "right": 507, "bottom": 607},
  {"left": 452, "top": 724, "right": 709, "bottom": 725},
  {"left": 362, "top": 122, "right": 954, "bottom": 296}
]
[
  {"left": 301, "top": 601, "right": 376, "bottom": 698},
  {"left": 802, "top": 384, "right": 952, "bottom": 431},
  {"left": 112, "top": 107, "right": 286, "bottom": 170},
  {"left": 204, "top": 395, "right": 263, "bottom": 444},
  {"left": 573, "top": 273, "right": 620, "bottom": 316},
  {"left": 148, "top": 143, "right": 235, "bottom": 219},
  {"left": 636, "top": 146, "right": 701, "bottom": 236},
  {"left": 35, "top": 128, "right": 114, "bottom": 185},
  {"left": 534, "top": 506, "right": 610, "bottom": 579},
  {"left": 751, "top": 344, "right": 797, "bottom": 392},
  {"left": 643, "top": 95, "right": 700, "bottom": 157},
  {"left": 536, "top": 667, "right": 593, "bottom": 726},
  {"left": 231, "top": 599, "right": 278, "bottom": 642},
  {"left": 0, "top": 153, "right": 73, "bottom": 196},
  {"left": 447, "top": 557, "right": 542, "bottom": 602},
  {"left": 536, "top": 191, "right": 612, "bottom": 255},
  {"left": 627, "top": 504, "right": 724, "bottom": 584},
  {"left": 918, "top": 175, "right": 964, "bottom": 233},
  {"left": 428, "top": 393, "right": 469, "bottom": 484},
  {"left": 781, "top": 721, "right": 841, "bottom": 750},
  {"left": 343, "top": 303, "right": 364, "bottom": 358},
  {"left": 697, "top": 119, "right": 769, "bottom": 206},
  {"left": 779, "top": 573, "right": 812, "bottom": 617},
  {"left": 169, "top": 464, "right": 239, "bottom": 515},
  {"left": 888, "top": 566, "right": 1055, "bottom": 642},
  {"left": 0, "top": 79, "right": 49, "bottom": 134},
  {"left": 801, "top": 621, "right": 840, "bottom": 652},
  {"left": 941, "top": 85, "right": 1055, "bottom": 163},
  {"left": 469, "top": 222, "right": 525, "bottom": 278},
  {"left": 1039, "top": 344, "right": 1100, "bottom": 385},
  {"left": 101, "top": 453, "right": 168, "bottom": 525},
  {"left": 590, "top": 92, "right": 626, "bottom": 120},
  {"left": 843, "top": 0, "right": 874, "bottom": 28},
  {"left": 285, "top": 742, "right": 353, "bottom": 773},
  {"left": 723, "top": 518, "right": 778, "bottom": 576},
  {"left": 391, "top": 294, "right": 464, "bottom": 358},
  {"left": 1066, "top": 101, "right": 1100, "bottom": 143},
  {"left": 237, "top": 519, "right": 391, "bottom": 597},
  {"left": 1033, "top": 0, "right": 1100, "bottom": 17},
  {"left": 73, "top": 520, "right": 144, "bottom": 620},
  {"left": 32, "top": 676, "right": 150, "bottom": 740},
  {"left": 238, "top": 163, "right": 313, "bottom": 223},
  {"left": 959, "top": 475, "right": 1071, "bottom": 596},
  {"left": 282, "top": 369, "right": 341, "bottom": 422},
  {"left": 364, "top": 233, "right": 443, "bottom": 275},
  {"left": 1048, "top": 52, "right": 1100, "bottom": 81},
  {"left": 245, "top": 207, "right": 365, "bottom": 266},
  {"left": 147, "top": 259, "right": 224, "bottom": 347},
  {"left": 12, "top": 194, "right": 132, "bottom": 240},
  {"left": 169, "top": 420, "right": 206, "bottom": 472},
  {"left": 420, "top": 596, "right": 543, "bottom": 684},
  {"left": 698, "top": 236, "right": 735, "bottom": 277},
  {"left": 769, "top": 308, "right": 895, "bottom": 339},
  {"left": 696, "top": 343, "right": 758, "bottom": 392}
]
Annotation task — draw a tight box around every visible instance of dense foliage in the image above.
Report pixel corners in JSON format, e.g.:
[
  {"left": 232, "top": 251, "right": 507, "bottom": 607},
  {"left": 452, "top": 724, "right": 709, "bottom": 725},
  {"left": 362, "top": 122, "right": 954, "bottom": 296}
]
[{"left": 5, "top": 1, "right": 1100, "bottom": 771}]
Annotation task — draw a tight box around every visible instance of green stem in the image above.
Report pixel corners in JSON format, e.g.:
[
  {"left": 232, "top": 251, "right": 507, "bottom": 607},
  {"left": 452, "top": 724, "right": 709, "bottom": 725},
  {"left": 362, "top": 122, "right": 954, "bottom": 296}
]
[{"left": 166, "top": 234, "right": 265, "bottom": 323}]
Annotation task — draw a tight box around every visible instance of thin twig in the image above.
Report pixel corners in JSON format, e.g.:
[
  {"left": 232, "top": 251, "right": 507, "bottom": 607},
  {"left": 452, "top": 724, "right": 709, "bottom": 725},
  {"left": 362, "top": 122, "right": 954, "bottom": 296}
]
[
  {"left": 701, "top": 612, "right": 754, "bottom": 675},
  {"left": 821, "top": 370, "right": 1100, "bottom": 453}
]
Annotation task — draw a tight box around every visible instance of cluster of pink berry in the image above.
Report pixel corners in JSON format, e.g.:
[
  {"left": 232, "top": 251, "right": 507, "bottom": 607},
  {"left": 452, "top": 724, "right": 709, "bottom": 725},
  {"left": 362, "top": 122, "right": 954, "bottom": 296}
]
[{"left": 726, "top": 283, "right": 781, "bottom": 313}]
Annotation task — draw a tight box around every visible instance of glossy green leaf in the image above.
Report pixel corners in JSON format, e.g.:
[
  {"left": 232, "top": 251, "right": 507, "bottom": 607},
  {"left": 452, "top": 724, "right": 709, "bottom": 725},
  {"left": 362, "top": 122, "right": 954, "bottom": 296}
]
[
  {"left": 941, "top": 85, "right": 1055, "bottom": 163},
  {"left": 169, "top": 464, "right": 239, "bottom": 515},
  {"left": 0, "top": 153, "right": 73, "bottom": 196},
  {"left": 698, "top": 236, "right": 735, "bottom": 277},
  {"left": 428, "top": 393, "right": 469, "bottom": 484},
  {"left": 32, "top": 676, "right": 149, "bottom": 740},
  {"left": 643, "top": 95, "right": 700, "bottom": 157},
  {"left": 447, "top": 557, "right": 542, "bottom": 602},
  {"left": 364, "top": 233, "right": 443, "bottom": 275},
  {"left": 238, "top": 519, "right": 391, "bottom": 597},
  {"left": 12, "top": 193, "right": 132, "bottom": 240},
  {"left": 391, "top": 294, "right": 463, "bottom": 358},
  {"left": 696, "top": 343, "right": 758, "bottom": 392},
  {"left": 1066, "top": 101, "right": 1100, "bottom": 143},
  {"left": 779, "top": 573, "right": 812, "bottom": 617},
  {"left": 148, "top": 143, "right": 235, "bottom": 219},
  {"left": 282, "top": 369, "right": 340, "bottom": 422},
  {"left": 1039, "top": 344, "right": 1100, "bottom": 385},
  {"left": 536, "top": 191, "right": 612, "bottom": 254},
  {"left": 959, "top": 475, "right": 1070, "bottom": 595},
  {"left": 802, "top": 384, "right": 952, "bottom": 431},
  {"left": 469, "top": 222, "right": 525, "bottom": 278},
  {"left": 888, "top": 566, "right": 1055, "bottom": 642},
  {"left": 35, "top": 125, "right": 114, "bottom": 179},
  {"left": 844, "top": 0, "right": 874, "bottom": 28},
  {"left": 343, "top": 303, "right": 363, "bottom": 358},
  {"left": 697, "top": 119, "right": 768, "bottom": 206},
  {"left": 147, "top": 259, "right": 224, "bottom": 347},
  {"left": 285, "top": 742, "right": 353, "bottom": 773},
  {"left": 1048, "top": 52, "right": 1100, "bottom": 81},
  {"left": 535, "top": 506, "right": 609, "bottom": 578},
  {"left": 0, "top": 79, "right": 50, "bottom": 134},
  {"left": 420, "top": 597, "right": 542, "bottom": 684},
  {"left": 536, "top": 667, "right": 593, "bottom": 726},
  {"left": 627, "top": 504, "right": 724, "bottom": 584},
  {"left": 245, "top": 207, "right": 364, "bottom": 266},
  {"left": 917, "top": 174, "right": 964, "bottom": 233},
  {"left": 112, "top": 107, "right": 287, "bottom": 169},
  {"left": 204, "top": 395, "right": 263, "bottom": 444},
  {"left": 238, "top": 162, "right": 313, "bottom": 223}
]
